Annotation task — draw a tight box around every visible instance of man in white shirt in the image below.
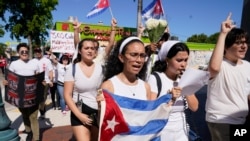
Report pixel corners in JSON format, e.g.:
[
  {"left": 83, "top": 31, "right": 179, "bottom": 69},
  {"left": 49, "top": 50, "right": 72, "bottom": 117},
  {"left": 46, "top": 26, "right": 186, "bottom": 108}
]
[
  {"left": 33, "top": 47, "right": 53, "bottom": 119},
  {"left": 4, "top": 43, "right": 40, "bottom": 141}
]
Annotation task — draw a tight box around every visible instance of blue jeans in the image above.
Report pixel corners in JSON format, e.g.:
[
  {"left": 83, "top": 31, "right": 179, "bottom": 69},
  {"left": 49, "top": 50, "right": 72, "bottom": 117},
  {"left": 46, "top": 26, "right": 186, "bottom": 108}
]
[{"left": 57, "top": 84, "right": 66, "bottom": 111}]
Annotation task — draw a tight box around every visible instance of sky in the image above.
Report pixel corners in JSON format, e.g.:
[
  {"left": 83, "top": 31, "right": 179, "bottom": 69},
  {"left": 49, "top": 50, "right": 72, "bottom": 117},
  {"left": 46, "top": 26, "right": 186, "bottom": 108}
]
[{"left": 0, "top": 0, "right": 244, "bottom": 45}]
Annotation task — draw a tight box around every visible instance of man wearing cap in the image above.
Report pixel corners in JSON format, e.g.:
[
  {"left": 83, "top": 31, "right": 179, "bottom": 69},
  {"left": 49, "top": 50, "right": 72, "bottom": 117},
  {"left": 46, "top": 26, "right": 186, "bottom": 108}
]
[{"left": 33, "top": 47, "right": 53, "bottom": 119}]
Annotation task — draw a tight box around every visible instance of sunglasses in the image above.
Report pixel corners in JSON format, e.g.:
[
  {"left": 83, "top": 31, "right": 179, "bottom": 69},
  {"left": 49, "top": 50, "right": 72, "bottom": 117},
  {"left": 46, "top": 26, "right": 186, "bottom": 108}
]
[{"left": 20, "top": 50, "right": 29, "bottom": 55}]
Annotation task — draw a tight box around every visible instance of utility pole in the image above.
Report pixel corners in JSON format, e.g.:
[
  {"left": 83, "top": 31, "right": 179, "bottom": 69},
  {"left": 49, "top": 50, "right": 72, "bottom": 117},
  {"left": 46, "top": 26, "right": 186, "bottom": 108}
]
[
  {"left": 136, "top": 0, "right": 143, "bottom": 37},
  {"left": 242, "top": 0, "right": 250, "bottom": 61}
]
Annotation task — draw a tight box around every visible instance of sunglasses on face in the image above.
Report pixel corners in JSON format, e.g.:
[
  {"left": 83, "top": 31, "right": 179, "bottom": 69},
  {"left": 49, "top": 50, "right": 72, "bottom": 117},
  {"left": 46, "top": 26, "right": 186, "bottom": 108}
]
[{"left": 20, "top": 50, "right": 29, "bottom": 55}]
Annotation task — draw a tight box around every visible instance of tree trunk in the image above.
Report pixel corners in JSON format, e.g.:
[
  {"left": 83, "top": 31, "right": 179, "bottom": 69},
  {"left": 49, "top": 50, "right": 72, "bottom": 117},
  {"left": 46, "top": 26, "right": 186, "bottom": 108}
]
[
  {"left": 27, "top": 35, "right": 33, "bottom": 59},
  {"left": 137, "top": 0, "right": 143, "bottom": 37}
]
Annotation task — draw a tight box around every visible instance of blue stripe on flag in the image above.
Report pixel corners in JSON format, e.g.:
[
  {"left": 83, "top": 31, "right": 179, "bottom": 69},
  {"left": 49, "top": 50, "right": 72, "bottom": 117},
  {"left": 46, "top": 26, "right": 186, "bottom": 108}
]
[
  {"left": 151, "top": 136, "right": 161, "bottom": 141},
  {"left": 126, "top": 119, "right": 168, "bottom": 135},
  {"left": 86, "top": 7, "right": 108, "bottom": 18},
  {"left": 110, "top": 93, "right": 172, "bottom": 111},
  {"left": 141, "top": 0, "right": 157, "bottom": 15}
]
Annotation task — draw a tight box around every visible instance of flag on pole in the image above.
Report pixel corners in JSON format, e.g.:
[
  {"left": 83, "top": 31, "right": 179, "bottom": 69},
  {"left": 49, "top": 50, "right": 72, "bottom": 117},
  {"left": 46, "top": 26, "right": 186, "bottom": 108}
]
[
  {"left": 86, "top": 0, "right": 110, "bottom": 18},
  {"left": 142, "top": 0, "right": 164, "bottom": 20},
  {"left": 98, "top": 90, "right": 172, "bottom": 141}
]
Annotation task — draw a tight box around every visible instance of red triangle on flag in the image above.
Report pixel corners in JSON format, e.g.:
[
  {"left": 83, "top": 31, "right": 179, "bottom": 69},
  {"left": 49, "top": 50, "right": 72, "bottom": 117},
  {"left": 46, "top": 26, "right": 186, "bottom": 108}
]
[
  {"left": 99, "top": 90, "right": 129, "bottom": 141},
  {"left": 153, "top": 0, "right": 163, "bottom": 15},
  {"left": 97, "top": 0, "right": 110, "bottom": 8}
]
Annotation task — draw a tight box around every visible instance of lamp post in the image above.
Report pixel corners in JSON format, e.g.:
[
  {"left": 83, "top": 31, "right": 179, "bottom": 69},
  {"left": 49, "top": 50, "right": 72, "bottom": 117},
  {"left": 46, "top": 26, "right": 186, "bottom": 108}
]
[{"left": 0, "top": 86, "right": 20, "bottom": 141}]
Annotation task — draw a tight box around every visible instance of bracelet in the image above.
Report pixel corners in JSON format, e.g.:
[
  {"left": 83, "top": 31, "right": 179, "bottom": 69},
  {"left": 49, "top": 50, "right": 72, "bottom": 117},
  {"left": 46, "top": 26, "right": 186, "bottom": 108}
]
[{"left": 111, "top": 29, "right": 116, "bottom": 31}]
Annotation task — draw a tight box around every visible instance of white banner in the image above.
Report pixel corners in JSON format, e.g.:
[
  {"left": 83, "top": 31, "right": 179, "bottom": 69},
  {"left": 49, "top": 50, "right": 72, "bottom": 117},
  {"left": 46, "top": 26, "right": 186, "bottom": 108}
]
[{"left": 50, "top": 30, "right": 75, "bottom": 53}]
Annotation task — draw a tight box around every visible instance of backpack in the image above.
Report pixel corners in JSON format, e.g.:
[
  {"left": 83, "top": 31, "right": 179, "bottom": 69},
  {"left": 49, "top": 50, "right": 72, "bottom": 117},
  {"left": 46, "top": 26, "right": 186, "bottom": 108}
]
[
  {"left": 151, "top": 72, "right": 162, "bottom": 98},
  {"left": 152, "top": 71, "right": 202, "bottom": 141}
]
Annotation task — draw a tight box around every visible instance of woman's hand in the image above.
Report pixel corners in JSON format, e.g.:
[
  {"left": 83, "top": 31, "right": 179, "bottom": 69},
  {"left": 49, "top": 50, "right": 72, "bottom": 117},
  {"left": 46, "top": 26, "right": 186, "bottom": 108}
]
[
  {"left": 78, "top": 113, "right": 93, "bottom": 126},
  {"left": 72, "top": 17, "right": 81, "bottom": 31},
  {"left": 221, "top": 12, "right": 236, "bottom": 34},
  {"left": 170, "top": 87, "right": 182, "bottom": 101}
]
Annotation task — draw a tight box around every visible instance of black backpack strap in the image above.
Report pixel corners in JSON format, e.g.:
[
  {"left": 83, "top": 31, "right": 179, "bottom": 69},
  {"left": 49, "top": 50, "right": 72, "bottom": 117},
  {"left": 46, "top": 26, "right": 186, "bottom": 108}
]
[
  {"left": 152, "top": 72, "right": 162, "bottom": 98},
  {"left": 72, "top": 63, "right": 76, "bottom": 77}
]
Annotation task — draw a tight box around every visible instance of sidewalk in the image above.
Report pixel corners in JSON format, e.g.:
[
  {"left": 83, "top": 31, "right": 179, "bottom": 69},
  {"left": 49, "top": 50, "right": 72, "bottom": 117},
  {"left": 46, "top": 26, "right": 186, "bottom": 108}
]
[
  {"left": 1, "top": 73, "right": 74, "bottom": 141},
  {"left": 6, "top": 100, "right": 73, "bottom": 141}
]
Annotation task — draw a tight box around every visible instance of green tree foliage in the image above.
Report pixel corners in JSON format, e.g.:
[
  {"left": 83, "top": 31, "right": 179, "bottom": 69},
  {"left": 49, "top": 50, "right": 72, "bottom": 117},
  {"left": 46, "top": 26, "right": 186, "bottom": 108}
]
[
  {"left": 4, "top": 0, "right": 58, "bottom": 43},
  {"left": 1, "top": 0, "right": 58, "bottom": 57},
  {"left": 187, "top": 32, "right": 219, "bottom": 44},
  {"left": 206, "top": 32, "right": 220, "bottom": 44},
  {"left": 0, "top": 43, "right": 7, "bottom": 56},
  {"left": 0, "top": 25, "right": 4, "bottom": 38}
]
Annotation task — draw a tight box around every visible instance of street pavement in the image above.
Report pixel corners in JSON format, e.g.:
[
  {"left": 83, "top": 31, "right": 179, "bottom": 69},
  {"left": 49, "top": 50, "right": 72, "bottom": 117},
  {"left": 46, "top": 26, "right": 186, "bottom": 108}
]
[{"left": 1, "top": 73, "right": 72, "bottom": 141}]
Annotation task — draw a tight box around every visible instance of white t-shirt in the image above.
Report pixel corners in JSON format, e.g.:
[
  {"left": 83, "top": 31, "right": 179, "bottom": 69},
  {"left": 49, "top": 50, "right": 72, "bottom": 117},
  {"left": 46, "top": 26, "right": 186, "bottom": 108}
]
[
  {"left": 33, "top": 57, "right": 53, "bottom": 83},
  {"left": 9, "top": 59, "right": 39, "bottom": 76},
  {"left": 109, "top": 76, "right": 147, "bottom": 100},
  {"left": 206, "top": 59, "right": 250, "bottom": 124},
  {"left": 64, "top": 62, "right": 103, "bottom": 110},
  {"left": 57, "top": 63, "right": 70, "bottom": 83}
]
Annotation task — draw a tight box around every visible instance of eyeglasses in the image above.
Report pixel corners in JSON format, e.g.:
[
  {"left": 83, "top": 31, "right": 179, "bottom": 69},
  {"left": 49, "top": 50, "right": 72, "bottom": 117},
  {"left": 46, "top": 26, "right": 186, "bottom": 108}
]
[
  {"left": 125, "top": 52, "right": 147, "bottom": 60},
  {"left": 20, "top": 50, "right": 29, "bottom": 55},
  {"left": 235, "top": 40, "right": 248, "bottom": 45}
]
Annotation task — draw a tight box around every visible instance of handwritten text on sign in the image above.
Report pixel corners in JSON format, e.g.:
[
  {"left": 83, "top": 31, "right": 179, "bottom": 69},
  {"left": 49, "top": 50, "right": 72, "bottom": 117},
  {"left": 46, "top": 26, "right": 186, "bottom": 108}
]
[{"left": 50, "top": 30, "right": 75, "bottom": 53}]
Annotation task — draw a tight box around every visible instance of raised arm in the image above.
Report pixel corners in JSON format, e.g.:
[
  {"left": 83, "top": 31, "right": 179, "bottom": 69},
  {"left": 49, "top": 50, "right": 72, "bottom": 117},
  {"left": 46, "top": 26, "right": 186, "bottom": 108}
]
[
  {"left": 137, "top": 23, "right": 145, "bottom": 39},
  {"left": 73, "top": 19, "right": 81, "bottom": 49},
  {"left": 105, "top": 18, "right": 117, "bottom": 55},
  {"left": 208, "top": 13, "right": 236, "bottom": 78}
]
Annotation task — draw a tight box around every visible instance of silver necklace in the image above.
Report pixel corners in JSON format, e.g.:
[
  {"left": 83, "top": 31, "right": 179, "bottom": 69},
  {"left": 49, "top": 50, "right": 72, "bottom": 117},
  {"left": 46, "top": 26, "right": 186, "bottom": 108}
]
[{"left": 127, "top": 84, "right": 138, "bottom": 96}]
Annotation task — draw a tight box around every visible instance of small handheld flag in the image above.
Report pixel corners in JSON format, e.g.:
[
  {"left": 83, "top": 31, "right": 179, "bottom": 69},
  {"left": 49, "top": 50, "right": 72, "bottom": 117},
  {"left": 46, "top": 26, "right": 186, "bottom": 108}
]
[
  {"left": 86, "top": 0, "right": 110, "bottom": 19},
  {"left": 142, "top": 0, "right": 164, "bottom": 20}
]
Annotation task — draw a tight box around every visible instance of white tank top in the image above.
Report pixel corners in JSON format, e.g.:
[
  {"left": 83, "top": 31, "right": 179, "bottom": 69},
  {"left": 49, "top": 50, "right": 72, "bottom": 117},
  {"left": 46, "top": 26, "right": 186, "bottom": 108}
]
[{"left": 110, "top": 76, "right": 147, "bottom": 100}]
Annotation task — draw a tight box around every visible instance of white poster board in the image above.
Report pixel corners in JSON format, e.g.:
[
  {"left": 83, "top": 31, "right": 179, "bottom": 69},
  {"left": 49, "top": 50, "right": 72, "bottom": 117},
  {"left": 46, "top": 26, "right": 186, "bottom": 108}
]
[{"left": 50, "top": 30, "right": 75, "bottom": 53}]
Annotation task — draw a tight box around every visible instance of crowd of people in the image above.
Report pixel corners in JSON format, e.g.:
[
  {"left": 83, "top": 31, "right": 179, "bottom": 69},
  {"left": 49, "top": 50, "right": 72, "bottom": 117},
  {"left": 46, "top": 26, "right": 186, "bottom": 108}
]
[{"left": 2, "top": 13, "right": 250, "bottom": 141}]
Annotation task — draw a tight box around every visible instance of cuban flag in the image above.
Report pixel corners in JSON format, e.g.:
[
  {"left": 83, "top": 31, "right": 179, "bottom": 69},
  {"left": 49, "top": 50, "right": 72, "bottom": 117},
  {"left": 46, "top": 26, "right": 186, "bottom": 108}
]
[
  {"left": 98, "top": 90, "right": 172, "bottom": 141},
  {"left": 142, "top": 0, "right": 164, "bottom": 20},
  {"left": 86, "top": 0, "right": 110, "bottom": 18}
]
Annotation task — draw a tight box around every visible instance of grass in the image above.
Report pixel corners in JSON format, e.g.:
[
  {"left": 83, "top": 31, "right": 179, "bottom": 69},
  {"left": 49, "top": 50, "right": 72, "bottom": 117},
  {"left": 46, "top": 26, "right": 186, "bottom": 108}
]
[{"left": 186, "top": 42, "right": 215, "bottom": 51}]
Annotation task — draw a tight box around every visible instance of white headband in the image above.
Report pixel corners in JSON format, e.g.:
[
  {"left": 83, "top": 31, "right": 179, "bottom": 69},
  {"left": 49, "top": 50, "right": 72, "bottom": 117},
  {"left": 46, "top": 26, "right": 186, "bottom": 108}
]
[
  {"left": 119, "top": 36, "right": 142, "bottom": 54},
  {"left": 158, "top": 40, "right": 180, "bottom": 61}
]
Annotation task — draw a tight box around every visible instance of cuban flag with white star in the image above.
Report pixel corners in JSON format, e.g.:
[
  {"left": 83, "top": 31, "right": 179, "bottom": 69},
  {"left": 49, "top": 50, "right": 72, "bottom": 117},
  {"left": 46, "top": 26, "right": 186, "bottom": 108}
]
[
  {"left": 98, "top": 90, "right": 172, "bottom": 141},
  {"left": 86, "top": 0, "right": 110, "bottom": 19}
]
